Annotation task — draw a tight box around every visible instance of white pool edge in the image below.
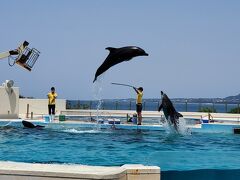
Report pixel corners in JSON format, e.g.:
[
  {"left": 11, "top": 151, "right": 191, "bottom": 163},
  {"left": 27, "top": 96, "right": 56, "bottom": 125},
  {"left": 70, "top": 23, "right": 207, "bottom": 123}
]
[{"left": 0, "top": 161, "right": 160, "bottom": 180}]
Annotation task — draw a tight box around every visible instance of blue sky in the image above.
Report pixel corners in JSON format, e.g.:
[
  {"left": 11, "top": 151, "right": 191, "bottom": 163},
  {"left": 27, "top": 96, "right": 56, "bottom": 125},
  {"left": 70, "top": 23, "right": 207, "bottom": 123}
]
[{"left": 1, "top": 0, "right": 240, "bottom": 99}]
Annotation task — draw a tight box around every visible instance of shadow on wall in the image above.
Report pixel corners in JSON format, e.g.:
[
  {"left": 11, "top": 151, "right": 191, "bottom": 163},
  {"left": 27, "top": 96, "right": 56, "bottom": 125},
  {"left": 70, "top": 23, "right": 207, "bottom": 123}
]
[
  {"left": 7, "top": 88, "right": 17, "bottom": 114},
  {"left": 161, "top": 169, "right": 240, "bottom": 180}
]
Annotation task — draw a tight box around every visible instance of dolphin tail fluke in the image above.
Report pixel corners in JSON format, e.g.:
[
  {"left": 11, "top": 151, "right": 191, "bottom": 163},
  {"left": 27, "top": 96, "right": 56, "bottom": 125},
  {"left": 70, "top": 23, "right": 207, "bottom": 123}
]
[{"left": 105, "top": 47, "right": 117, "bottom": 52}]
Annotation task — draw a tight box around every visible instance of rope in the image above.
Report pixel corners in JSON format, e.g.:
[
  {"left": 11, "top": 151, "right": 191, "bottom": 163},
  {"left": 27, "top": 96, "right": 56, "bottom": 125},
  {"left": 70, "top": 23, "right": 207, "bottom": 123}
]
[
  {"left": 8, "top": 55, "right": 16, "bottom": 66},
  {"left": 8, "top": 47, "right": 22, "bottom": 67}
]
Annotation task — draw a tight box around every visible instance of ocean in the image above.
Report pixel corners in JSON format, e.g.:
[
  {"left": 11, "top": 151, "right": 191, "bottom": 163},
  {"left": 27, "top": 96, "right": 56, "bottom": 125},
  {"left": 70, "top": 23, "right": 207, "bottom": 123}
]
[{"left": 66, "top": 99, "right": 240, "bottom": 113}]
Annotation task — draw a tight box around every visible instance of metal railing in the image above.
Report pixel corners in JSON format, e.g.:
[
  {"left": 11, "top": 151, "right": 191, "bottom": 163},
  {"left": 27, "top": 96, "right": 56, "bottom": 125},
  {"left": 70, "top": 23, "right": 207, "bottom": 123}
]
[{"left": 66, "top": 100, "right": 240, "bottom": 113}]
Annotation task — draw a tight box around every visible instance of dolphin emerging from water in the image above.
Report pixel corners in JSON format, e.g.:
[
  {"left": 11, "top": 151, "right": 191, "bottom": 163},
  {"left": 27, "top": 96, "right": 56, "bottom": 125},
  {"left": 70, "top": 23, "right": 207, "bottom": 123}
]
[
  {"left": 158, "top": 91, "right": 183, "bottom": 132},
  {"left": 93, "top": 46, "right": 148, "bottom": 82}
]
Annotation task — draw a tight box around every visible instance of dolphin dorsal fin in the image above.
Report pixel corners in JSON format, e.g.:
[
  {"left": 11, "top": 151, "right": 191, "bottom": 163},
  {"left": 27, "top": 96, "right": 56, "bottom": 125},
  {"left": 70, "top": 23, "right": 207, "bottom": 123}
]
[{"left": 105, "top": 47, "right": 117, "bottom": 52}]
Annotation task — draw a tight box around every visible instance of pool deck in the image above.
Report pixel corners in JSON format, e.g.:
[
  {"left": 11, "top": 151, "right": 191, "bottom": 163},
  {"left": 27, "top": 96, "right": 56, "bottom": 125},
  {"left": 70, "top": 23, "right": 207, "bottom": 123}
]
[
  {"left": 58, "top": 109, "right": 209, "bottom": 118},
  {"left": 20, "top": 109, "right": 240, "bottom": 120},
  {"left": 10, "top": 110, "right": 240, "bottom": 134},
  {"left": 0, "top": 161, "right": 160, "bottom": 180}
]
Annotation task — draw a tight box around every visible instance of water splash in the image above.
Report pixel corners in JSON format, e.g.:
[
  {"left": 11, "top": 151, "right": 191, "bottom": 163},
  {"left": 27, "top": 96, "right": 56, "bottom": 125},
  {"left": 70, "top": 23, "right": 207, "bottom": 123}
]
[
  {"left": 161, "top": 117, "right": 173, "bottom": 134},
  {"left": 63, "top": 128, "right": 102, "bottom": 134},
  {"left": 3, "top": 121, "right": 13, "bottom": 127},
  {"left": 92, "top": 76, "right": 106, "bottom": 130},
  {"left": 93, "top": 77, "right": 104, "bottom": 120},
  {"left": 178, "top": 117, "right": 192, "bottom": 135},
  {"left": 161, "top": 116, "right": 191, "bottom": 135}
]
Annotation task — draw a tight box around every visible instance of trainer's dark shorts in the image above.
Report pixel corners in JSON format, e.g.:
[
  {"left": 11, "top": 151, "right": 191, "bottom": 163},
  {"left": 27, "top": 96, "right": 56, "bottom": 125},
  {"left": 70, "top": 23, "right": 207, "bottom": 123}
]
[
  {"left": 136, "top": 103, "right": 142, "bottom": 113},
  {"left": 48, "top": 104, "right": 56, "bottom": 115}
]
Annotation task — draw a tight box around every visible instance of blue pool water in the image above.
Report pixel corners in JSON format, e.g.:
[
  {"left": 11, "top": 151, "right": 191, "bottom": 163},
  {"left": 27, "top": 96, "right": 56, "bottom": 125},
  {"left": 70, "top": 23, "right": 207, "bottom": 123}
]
[{"left": 1, "top": 121, "right": 240, "bottom": 179}]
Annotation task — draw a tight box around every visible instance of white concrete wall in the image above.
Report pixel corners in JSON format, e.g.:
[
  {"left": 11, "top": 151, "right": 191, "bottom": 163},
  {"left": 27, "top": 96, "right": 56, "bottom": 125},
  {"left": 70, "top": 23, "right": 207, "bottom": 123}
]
[
  {"left": 0, "top": 87, "right": 19, "bottom": 119},
  {"left": 19, "top": 99, "right": 66, "bottom": 116},
  {"left": 0, "top": 162, "right": 160, "bottom": 180}
]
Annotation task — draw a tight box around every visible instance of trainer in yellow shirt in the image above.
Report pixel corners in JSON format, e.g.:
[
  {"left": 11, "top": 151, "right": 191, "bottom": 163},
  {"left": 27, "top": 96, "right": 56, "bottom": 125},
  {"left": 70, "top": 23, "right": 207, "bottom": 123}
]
[
  {"left": 136, "top": 90, "right": 143, "bottom": 104},
  {"left": 133, "top": 87, "right": 143, "bottom": 125},
  {"left": 47, "top": 87, "right": 57, "bottom": 115}
]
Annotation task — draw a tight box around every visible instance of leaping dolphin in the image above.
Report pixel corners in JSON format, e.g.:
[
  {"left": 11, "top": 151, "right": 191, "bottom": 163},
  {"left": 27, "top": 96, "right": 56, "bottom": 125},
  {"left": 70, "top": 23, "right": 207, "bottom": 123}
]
[
  {"left": 158, "top": 91, "right": 183, "bottom": 132},
  {"left": 93, "top": 46, "right": 148, "bottom": 82},
  {"left": 22, "top": 120, "right": 45, "bottom": 129}
]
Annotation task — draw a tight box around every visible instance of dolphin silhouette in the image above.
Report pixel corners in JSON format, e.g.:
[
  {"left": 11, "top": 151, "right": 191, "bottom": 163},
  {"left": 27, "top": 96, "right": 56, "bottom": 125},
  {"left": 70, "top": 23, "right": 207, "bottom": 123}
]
[
  {"left": 158, "top": 91, "right": 183, "bottom": 131},
  {"left": 93, "top": 46, "right": 148, "bottom": 82},
  {"left": 22, "top": 120, "right": 45, "bottom": 129}
]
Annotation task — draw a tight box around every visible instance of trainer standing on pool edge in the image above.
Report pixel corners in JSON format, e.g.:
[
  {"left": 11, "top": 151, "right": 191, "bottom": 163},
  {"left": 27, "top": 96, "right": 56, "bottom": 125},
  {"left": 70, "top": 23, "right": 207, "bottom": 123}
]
[
  {"left": 133, "top": 87, "right": 143, "bottom": 125},
  {"left": 47, "top": 87, "right": 57, "bottom": 121}
]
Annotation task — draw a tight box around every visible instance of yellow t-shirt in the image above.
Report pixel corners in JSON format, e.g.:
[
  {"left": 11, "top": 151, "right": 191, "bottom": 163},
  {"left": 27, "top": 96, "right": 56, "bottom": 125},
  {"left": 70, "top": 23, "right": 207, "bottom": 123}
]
[
  {"left": 136, "top": 91, "right": 143, "bottom": 104},
  {"left": 48, "top": 92, "right": 57, "bottom": 105}
]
